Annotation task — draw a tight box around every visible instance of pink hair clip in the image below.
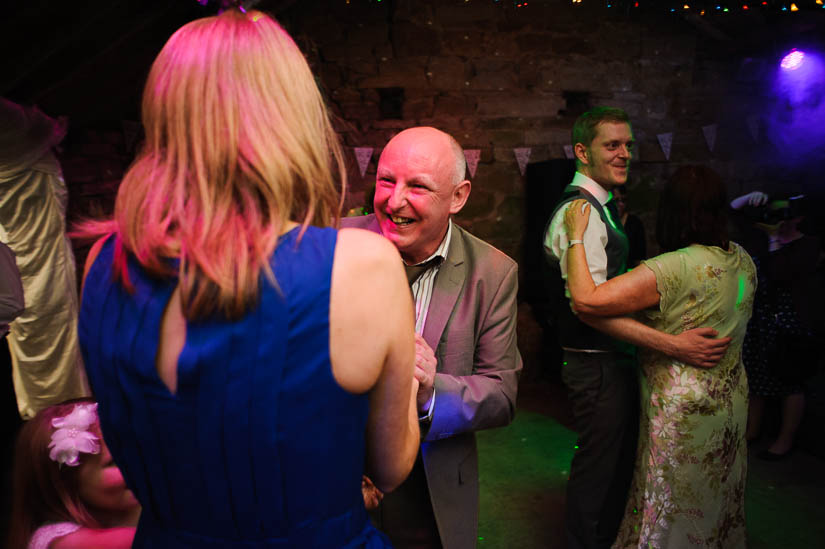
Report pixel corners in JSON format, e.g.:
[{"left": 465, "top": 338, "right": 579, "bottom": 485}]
[{"left": 48, "top": 403, "right": 101, "bottom": 467}]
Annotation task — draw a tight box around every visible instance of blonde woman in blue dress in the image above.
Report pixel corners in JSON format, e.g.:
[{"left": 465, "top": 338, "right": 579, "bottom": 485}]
[{"left": 564, "top": 165, "right": 756, "bottom": 548}]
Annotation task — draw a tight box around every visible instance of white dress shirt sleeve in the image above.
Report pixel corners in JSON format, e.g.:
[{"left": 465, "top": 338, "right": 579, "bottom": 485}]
[{"left": 543, "top": 201, "right": 609, "bottom": 298}]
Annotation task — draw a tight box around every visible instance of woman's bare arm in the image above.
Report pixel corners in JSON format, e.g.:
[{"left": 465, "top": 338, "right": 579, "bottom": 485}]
[
  {"left": 51, "top": 527, "right": 136, "bottom": 549},
  {"left": 330, "top": 228, "right": 419, "bottom": 493},
  {"left": 564, "top": 199, "right": 660, "bottom": 316}
]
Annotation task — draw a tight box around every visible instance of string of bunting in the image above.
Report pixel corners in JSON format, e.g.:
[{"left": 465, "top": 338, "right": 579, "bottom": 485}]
[{"left": 344, "top": 115, "right": 762, "bottom": 178}]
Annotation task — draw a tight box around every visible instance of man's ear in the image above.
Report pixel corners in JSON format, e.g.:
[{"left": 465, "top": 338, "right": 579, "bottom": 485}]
[
  {"left": 574, "top": 142, "right": 590, "bottom": 166},
  {"left": 449, "top": 180, "right": 472, "bottom": 215}
]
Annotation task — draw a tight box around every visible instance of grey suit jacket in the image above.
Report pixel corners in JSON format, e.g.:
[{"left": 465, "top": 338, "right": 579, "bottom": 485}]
[{"left": 341, "top": 214, "right": 522, "bottom": 549}]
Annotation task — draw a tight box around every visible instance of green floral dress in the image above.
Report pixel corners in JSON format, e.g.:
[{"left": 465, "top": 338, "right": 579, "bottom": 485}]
[{"left": 613, "top": 243, "right": 756, "bottom": 549}]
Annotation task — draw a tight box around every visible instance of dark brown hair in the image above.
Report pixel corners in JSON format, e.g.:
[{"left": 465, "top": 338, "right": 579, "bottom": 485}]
[
  {"left": 6, "top": 398, "right": 101, "bottom": 549},
  {"left": 656, "top": 165, "right": 730, "bottom": 253}
]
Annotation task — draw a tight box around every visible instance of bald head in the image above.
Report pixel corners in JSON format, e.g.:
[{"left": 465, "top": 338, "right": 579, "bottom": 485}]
[
  {"left": 388, "top": 127, "right": 467, "bottom": 187},
  {"left": 373, "top": 126, "right": 472, "bottom": 264}
]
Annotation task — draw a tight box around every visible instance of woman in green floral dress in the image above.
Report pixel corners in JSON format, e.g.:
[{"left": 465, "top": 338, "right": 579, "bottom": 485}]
[{"left": 563, "top": 165, "right": 756, "bottom": 548}]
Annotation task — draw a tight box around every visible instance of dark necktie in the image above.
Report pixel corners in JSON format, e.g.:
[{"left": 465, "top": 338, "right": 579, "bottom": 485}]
[
  {"left": 404, "top": 257, "right": 441, "bottom": 287},
  {"left": 605, "top": 197, "right": 626, "bottom": 234}
]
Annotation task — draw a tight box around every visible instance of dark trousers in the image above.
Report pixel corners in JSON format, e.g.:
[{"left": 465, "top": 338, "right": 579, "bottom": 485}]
[
  {"left": 371, "top": 455, "right": 442, "bottom": 549},
  {"left": 1, "top": 336, "right": 22, "bottom": 543},
  {"left": 561, "top": 350, "right": 639, "bottom": 549}
]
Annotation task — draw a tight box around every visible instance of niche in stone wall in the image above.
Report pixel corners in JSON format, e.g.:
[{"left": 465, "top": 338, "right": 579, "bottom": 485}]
[
  {"left": 561, "top": 90, "right": 591, "bottom": 118},
  {"left": 378, "top": 87, "right": 405, "bottom": 120}
]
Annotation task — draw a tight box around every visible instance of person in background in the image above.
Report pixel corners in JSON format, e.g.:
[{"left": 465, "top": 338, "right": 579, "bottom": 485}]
[
  {"left": 564, "top": 165, "right": 755, "bottom": 548},
  {"left": 732, "top": 191, "right": 822, "bottom": 460},
  {"left": 76, "top": 9, "right": 419, "bottom": 547},
  {"left": 0, "top": 97, "right": 90, "bottom": 420},
  {"left": 0, "top": 241, "right": 24, "bottom": 538},
  {"left": 6, "top": 398, "right": 139, "bottom": 549}
]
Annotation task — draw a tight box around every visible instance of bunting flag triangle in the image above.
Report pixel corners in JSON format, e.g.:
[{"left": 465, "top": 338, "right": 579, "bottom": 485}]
[
  {"left": 353, "top": 147, "right": 373, "bottom": 177},
  {"left": 463, "top": 149, "right": 480, "bottom": 178},
  {"left": 562, "top": 144, "right": 574, "bottom": 160},
  {"left": 657, "top": 132, "right": 673, "bottom": 161},
  {"left": 514, "top": 147, "right": 531, "bottom": 176},
  {"left": 746, "top": 115, "right": 760, "bottom": 142},
  {"left": 702, "top": 124, "right": 718, "bottom": 152}
]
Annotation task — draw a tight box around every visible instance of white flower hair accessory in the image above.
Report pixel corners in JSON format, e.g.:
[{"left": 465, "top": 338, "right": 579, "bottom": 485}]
[{"left": 48, "top": 403, "right": 101, "bottom": 467}]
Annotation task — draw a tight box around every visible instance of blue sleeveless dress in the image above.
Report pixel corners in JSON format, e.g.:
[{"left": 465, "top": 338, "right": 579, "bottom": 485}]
[{"left": 79, "top": 226, "right": 390, "bottom": 548}]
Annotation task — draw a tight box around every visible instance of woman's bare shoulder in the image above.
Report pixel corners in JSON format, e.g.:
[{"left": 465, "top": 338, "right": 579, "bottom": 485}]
[{"left": 335, "top": 228, "right": 401, "bottom": 269}]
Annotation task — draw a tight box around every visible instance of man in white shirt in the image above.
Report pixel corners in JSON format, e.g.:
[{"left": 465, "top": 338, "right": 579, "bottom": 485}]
[{"left": 543, "top": 107, "right": 731, "bottom": 548}]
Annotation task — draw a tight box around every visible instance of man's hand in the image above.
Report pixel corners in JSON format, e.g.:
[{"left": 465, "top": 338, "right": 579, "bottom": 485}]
[
  {"left": 670, "top": 327, "right": 731, "bottom": 368},
  {"left": 414, "top": 333, "right": 436, "bottom": 412},
  {"left": 361, "top": 475, "right": 384, "bottom": 510}
]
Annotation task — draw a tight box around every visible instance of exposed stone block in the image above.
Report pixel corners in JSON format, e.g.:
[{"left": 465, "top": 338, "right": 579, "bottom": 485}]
[
  {"left": 477, "top": 93, "right": 564, "bottom": 118},
  {"left": 427, "top": 57, "right": 467, "bottom": 90},
  {"left": 524, "top": 128, "right": 571, "bottom": 147},
  {"left": 459, "top": 188, "right": 496, "bottom": 220},
  {"left": 434, "top": 94, "right": 477, "bottom": 117},
  {"left": 441, "top": 30, "right": 487, "bottom": 57},
  {"left": 490, "top": 130, "right": 526, "bottom": 148},
  {"left": 402, "top": 96, "right": 435, "bottom": 120},
  {"left": 357, "top": 58, "right": 429, "bottom": 89},
  {"left": 392, "top": 22, "right": 441, "bottom": 57},
  {"left": 435, "top": 2, "right": 499, "bottom": 24},
  {"left": 339, "top": 101, "right": 380, "bottom": 121},
  {"left": 468, "top": 67, "right": 518, "bottom": 91},
  {"left": 516, "top": 33, "right": 554, "bottom": 53},
  {"left": 473, "top": 162, "right": 524, "bottom": 195}
]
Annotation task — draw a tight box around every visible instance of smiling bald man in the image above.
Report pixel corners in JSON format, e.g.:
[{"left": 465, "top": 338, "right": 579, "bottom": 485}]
[{"left": 342, "top": 126, "right": 521, "bottom": 549}]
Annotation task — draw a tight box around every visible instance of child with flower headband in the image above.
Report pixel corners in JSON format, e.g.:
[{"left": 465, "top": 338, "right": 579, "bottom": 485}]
[{"left": 6, "top": 398, "right": 140, "bottom": 549}]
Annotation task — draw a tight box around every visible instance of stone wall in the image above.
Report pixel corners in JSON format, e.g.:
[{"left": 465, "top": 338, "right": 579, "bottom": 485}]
[
  {"left": 268, "top": 0, "right": 824, "bottom": 383},
  {"left": 278, "top": 0, "right": 791, "bottom": 266},
  {"left": 57, "top": 1, "right": 824, "bottom": 384}
]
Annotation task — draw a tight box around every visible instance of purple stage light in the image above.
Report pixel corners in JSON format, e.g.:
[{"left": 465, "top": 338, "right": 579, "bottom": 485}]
[{"left": 781, "top": 49, "right": 805, "bottom": 70}]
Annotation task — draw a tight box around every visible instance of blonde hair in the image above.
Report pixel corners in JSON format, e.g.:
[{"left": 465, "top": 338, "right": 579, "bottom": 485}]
[{"left": 81, "top": 9, "right": 345, "bottom": 320}]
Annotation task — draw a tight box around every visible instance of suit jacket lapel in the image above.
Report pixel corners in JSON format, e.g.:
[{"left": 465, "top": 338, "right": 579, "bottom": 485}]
[
  {"left": 364, "top": 214, "right": 382, "bottom": 235},
  {"left": 422, "top": 225, "right": 466, "bottom": 356}
]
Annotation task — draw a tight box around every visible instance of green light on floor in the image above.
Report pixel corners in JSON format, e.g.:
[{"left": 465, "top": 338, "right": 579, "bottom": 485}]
[
  {"left": 574, "top": 445, "right": 579, "bottom": 449},
  {"left": 478, "top": 536, "right": 484, "bottom": 541},
  {"left": 563, "top": 361, "right": 568, "bottom": 365}
]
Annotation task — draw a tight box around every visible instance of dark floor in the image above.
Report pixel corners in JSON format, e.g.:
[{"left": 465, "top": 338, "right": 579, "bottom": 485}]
[
  {"left": 476, "top": 378, "right": 825, "bottom": 548},
  {"left": 3, "top": 367, "right": 822, "bottom": 547}
]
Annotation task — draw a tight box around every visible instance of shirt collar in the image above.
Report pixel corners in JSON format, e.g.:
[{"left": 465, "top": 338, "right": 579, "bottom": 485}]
[
  {"left": 571, "top": 172, "right": 612, "bottom": 206},
  {"left": 409, "top": 219, "right": 452, "bottom": 267}
]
